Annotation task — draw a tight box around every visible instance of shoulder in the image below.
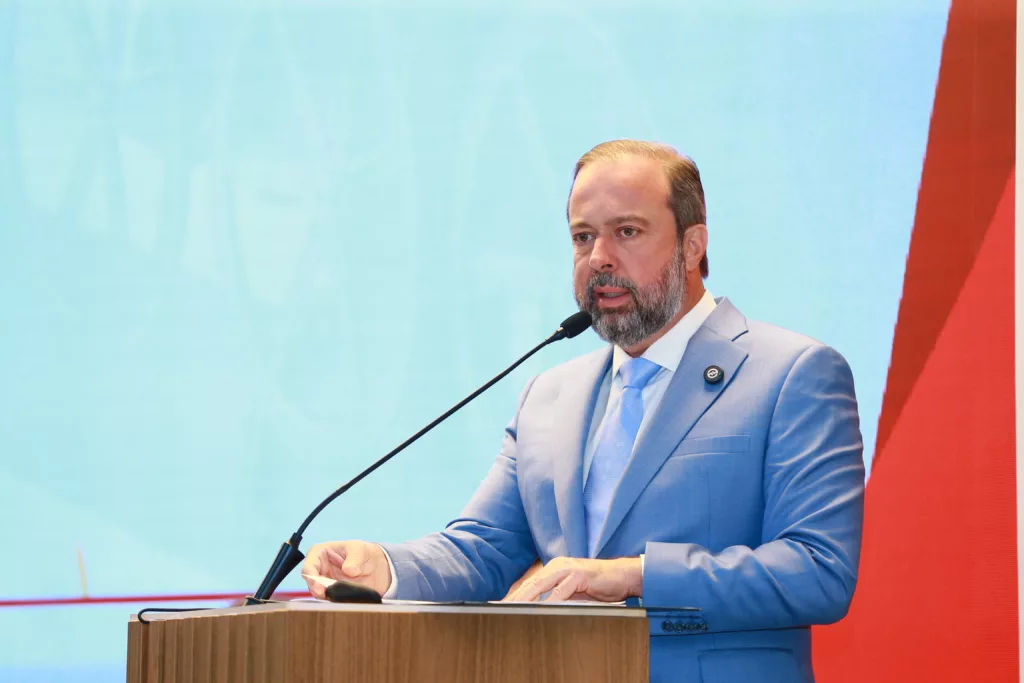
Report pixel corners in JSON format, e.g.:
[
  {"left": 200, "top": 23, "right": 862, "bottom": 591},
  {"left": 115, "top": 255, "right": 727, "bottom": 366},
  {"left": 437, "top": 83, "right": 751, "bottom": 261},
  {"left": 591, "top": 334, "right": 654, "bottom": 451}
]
[
  {"left": 741, "top": 318, "right": 822, "bottom": 358},
  {"left": 708, "top": 297, "right": 835, "bottom": 362},
  {"left": 738, "top": 318, "right": 855, "bottom": 392},
  {"left": 708, "top": 297, "right": 852, "bottom": 385}
]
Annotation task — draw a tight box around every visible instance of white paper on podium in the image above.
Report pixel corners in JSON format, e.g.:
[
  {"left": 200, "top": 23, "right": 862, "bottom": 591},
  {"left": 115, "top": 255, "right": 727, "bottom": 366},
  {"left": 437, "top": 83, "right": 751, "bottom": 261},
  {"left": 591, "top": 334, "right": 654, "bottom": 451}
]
[{"left": 302, "top": 573, "right": 335, "bottom": 588}]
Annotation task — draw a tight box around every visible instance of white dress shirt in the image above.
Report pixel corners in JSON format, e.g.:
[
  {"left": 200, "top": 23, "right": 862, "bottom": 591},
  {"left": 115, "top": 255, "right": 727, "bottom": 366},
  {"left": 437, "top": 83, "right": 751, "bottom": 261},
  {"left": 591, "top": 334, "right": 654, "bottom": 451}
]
[{"left": 382, "top": 290, "right": 717, "bottom": 599}]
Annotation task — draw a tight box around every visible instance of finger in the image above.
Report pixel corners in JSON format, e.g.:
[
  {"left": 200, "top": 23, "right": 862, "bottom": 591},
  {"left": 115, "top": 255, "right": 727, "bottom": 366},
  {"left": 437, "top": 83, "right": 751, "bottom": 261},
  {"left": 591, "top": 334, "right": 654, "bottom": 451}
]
[
  {"left": 307, "top": 579, "right": 327, "bottom": 600},
  {"left": 504, "top": 573, "right": 539, "bottom": 602},
  {"left": 301, "top": 568, "right": 328, "bottom": 600},
  {"left": 545, "top": 573, "right": 582, "bottom": 602},
  {"left": 323, "top": 547, "right": 348, "bottom": 574},
  {"left": 508, "top": 567, "right": 568, "bottom": 602},
  {"left": 301, "top": 548, "right": 326, "bottom": 587},
  {"left": 341, "top": 543, "right": 369, "bottom": 578},
  {"left": 301, "top": 544, "right": 351, "bottom": 600},
  {"left": 502, "top": 579, "right": 529, "bottom": 602},
  {"left": 303, "top": 544, "right": 342, "bottom": 578}
]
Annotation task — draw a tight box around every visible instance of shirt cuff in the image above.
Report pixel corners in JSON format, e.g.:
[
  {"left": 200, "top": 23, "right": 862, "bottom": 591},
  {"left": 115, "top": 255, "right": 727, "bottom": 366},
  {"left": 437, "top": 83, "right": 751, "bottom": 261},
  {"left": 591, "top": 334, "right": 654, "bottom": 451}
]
[
  {"left": 639, "top": 554, "right": 645, "bottom": 603},
  {"left": 378, "top": 544, "right": 398, "bottom": 599}
]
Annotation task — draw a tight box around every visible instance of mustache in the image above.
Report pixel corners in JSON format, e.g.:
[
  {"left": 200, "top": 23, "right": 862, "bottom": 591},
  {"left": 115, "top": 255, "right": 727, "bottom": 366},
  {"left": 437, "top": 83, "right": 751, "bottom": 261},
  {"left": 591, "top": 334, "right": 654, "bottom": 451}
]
[{"left": 585, "top": 272, "right": 638, "bottom": 303}]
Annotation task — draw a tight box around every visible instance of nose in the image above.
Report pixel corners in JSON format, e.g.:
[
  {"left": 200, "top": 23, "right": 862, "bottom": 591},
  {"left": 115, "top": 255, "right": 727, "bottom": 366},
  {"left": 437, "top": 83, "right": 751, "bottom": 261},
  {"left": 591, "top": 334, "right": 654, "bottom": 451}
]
[{"left": 588, "top": 235, "right": 617, "bottom": 272}]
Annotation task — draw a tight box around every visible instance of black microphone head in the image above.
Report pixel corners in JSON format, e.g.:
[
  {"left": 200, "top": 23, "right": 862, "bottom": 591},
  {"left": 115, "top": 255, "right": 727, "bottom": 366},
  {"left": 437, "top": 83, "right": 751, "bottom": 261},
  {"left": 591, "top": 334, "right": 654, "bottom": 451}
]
[{"left": 556, "top": 311, "right": 593, "bottom": 340}]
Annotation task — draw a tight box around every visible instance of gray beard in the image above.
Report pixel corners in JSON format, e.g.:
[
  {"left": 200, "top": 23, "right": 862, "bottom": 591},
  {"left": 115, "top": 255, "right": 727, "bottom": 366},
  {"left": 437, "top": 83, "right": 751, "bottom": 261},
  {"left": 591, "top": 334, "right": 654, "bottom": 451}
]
[{"left": 575, "top": 251, "right": 687, "bottom": 348}]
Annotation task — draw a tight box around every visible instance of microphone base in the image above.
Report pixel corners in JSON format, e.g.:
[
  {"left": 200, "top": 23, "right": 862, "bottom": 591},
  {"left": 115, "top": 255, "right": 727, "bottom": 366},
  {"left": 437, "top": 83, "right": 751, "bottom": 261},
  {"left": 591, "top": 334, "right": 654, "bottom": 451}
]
[{"left": 243, "top": 595, "right": 274, "bottom": 606}]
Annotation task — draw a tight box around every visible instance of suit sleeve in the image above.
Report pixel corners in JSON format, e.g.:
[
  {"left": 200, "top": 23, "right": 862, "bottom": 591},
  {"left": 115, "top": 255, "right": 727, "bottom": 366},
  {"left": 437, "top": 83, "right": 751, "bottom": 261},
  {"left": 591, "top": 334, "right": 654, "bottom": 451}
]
[
  {"left": 377, "top": 378, "right": 540, "bottom": 602},
  {"left": 642, "top": 344, "right": 865, "bottom": 631}
]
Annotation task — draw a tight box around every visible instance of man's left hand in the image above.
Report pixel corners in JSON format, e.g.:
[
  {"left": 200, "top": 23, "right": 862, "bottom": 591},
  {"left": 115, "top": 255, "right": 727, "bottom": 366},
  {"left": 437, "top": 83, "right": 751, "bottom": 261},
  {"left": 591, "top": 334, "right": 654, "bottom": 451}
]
[{"left": 502, "top": 556, "right": 642, "bottom": 603}]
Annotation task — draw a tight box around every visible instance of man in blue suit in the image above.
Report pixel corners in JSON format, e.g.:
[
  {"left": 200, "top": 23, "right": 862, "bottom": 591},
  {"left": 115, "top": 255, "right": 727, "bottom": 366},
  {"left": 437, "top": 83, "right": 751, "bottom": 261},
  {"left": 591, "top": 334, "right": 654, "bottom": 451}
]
[{"left": 303, "top": 140, "right": 864, "bottom": 683}]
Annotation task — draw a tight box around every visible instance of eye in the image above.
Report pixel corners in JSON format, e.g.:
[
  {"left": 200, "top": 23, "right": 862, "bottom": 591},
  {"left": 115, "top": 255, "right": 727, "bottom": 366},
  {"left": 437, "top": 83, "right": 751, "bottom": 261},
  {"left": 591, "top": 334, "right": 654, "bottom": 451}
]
[
  {"left": 572, "top": 232, "right": 593, "bottom": 245},
  {"left": 620, "top": 226, "right": 639, "bottom": 237}
]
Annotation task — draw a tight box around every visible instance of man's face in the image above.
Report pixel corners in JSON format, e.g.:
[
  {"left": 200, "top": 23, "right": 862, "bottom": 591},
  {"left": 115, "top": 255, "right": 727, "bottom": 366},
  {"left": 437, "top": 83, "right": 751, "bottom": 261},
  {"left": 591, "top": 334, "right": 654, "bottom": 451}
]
[{"left": 569, "top": 156, "right": 686, "bottom": 348}]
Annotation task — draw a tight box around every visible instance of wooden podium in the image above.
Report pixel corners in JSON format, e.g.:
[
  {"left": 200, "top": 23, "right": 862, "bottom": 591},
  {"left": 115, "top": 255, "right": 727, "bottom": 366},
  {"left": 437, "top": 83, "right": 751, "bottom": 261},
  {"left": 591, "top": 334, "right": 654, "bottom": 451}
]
[{"left": 127, "top": 601, "right": 649, "bottom": 683}]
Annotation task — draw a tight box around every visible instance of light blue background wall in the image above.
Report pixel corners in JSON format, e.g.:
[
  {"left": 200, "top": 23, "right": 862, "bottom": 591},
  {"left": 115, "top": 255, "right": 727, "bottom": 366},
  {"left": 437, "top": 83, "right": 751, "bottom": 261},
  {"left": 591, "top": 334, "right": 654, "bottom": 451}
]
[{"left": 0, "top": 1, "right": 948, "bottom": 679}]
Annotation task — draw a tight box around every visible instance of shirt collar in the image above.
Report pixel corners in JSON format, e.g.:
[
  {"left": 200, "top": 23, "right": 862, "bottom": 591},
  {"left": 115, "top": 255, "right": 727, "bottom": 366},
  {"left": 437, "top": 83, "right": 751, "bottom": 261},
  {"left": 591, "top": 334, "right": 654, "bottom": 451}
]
[{"left": 611, "top": 289, "right": 717, "bottom": 379}]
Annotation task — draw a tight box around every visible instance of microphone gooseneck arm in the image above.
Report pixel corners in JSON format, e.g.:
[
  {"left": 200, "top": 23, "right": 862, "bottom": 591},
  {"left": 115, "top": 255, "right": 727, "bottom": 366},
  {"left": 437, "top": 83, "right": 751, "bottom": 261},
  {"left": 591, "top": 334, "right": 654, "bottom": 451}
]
[{"left": 247, "top": 311, "right": 592, "bottom": 604}]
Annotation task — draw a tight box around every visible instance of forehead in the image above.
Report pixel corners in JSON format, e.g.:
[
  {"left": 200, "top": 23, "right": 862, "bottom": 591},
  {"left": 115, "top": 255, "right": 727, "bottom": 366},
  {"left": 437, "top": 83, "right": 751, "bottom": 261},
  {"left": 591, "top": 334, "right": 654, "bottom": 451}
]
[{"left": 568, "top": 156, "right": 670, "bottom": 220}]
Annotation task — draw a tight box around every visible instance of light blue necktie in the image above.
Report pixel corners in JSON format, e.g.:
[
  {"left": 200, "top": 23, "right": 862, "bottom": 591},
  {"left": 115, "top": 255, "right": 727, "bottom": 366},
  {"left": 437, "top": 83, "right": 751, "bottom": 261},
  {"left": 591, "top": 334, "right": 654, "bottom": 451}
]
[{"left": 583, "top": 356, "right": 662, "bottom": 558}]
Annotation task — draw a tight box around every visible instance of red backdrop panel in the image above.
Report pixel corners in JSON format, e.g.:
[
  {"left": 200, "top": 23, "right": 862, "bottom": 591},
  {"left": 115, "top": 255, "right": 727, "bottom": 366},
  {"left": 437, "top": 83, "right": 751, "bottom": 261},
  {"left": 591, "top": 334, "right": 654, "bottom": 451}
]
[
  {"left": 813, "top": 173, "right": 1016, "bottom": 681},
  {"left": 813, "top": 0, "right": 1017, "bottom": 677}
]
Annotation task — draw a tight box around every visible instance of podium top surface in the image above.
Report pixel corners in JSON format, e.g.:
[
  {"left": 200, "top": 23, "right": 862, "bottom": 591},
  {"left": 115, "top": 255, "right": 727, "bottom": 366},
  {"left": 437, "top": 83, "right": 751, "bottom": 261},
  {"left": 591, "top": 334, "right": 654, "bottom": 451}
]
[{"left": 130, "top": 599, "right": 649, "bottom": 623}]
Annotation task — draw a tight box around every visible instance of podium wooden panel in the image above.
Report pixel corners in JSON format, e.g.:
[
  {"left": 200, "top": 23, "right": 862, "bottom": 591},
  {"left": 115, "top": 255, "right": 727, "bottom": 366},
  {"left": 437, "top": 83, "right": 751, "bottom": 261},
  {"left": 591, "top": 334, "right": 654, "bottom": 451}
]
[{"left": 128, "top": 601, "right": 648, "bottom": 683}]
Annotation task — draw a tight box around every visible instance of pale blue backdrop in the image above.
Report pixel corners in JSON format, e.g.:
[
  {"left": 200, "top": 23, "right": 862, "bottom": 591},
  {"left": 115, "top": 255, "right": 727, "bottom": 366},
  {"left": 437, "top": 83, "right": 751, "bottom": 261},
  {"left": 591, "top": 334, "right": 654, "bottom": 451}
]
[{"left": 0, "top": 0, "right": 948, "bottom": 680}]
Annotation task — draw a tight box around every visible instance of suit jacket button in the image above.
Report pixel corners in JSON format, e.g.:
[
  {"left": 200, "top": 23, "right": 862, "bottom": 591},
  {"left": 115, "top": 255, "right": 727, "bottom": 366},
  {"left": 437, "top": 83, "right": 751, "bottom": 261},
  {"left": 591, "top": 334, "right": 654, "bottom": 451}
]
[
  {"left": 661, "top": 620, "right": 674, "bottom": 633},
  {"left": 673, "top": 621, "right": 684, "bottom": 633}
]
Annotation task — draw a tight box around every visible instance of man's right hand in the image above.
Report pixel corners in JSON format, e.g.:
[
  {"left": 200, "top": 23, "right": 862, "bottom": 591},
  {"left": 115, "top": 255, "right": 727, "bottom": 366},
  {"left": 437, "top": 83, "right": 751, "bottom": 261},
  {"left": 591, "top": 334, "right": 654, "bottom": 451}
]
[{"left": 301, "top": 540, "right": 393, "bottom": 600}]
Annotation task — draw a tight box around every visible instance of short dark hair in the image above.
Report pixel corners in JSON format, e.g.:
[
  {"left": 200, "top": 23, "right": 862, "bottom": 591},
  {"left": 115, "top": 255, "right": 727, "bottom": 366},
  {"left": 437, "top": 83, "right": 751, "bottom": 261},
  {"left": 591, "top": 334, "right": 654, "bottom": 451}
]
[{"left": 571, "top": 140, "right": 708, "bottom": 278}]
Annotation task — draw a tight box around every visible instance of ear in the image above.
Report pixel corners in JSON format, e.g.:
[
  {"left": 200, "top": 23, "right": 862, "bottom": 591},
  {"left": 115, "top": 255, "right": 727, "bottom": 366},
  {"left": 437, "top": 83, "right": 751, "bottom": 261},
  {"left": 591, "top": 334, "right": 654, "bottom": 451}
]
[{"left": 682, "top": 224, "right": 708, "bottom": 274}]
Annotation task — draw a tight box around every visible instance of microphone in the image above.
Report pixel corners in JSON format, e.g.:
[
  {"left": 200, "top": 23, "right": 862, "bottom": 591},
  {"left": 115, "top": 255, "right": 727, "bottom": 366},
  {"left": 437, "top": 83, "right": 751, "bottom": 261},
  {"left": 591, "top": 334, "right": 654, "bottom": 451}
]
[{"left": 246, "top": 310, "right": 593, "bottom": 604}]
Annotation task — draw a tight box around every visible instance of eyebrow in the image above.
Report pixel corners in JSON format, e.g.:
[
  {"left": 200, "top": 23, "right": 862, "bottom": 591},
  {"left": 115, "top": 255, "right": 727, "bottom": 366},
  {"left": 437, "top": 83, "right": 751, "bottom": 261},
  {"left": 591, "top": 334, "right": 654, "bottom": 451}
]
[
  {"left": 607, "top": 214, "right": 650, "bottom": 227},
  {"left": 569, "top": 214, "right": 650, "bottom": 230}
]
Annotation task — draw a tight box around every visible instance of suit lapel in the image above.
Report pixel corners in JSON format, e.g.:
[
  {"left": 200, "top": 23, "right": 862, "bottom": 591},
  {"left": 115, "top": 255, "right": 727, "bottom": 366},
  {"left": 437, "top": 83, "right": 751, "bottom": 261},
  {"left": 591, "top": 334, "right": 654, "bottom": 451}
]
[
  {"left": 551, "top": 347, "right": 611, "bottom": 559},
  {"left": 592, "top": 298, "right": 750, "bottom": 557}
]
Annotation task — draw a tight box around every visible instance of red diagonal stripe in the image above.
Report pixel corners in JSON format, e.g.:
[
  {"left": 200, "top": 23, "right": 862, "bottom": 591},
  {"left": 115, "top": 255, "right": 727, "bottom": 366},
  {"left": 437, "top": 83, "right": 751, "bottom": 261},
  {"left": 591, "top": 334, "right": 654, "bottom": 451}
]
[{"left": 874, "top": 0, "right": 1015, "bottom": 465}]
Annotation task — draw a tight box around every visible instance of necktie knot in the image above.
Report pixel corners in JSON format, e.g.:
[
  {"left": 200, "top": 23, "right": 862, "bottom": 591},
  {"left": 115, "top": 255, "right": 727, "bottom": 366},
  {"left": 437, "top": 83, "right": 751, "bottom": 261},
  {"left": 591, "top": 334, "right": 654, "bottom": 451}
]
[{"left": 619, "top": 357, "right": 661, "bottom": 390}]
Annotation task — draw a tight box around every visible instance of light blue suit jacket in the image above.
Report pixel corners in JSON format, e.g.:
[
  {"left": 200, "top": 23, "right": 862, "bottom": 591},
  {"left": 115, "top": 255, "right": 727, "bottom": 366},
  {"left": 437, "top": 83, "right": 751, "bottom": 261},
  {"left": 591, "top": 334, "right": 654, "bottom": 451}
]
[{"left": 382, "top": 298, "right": 864, "bottom": 683}]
